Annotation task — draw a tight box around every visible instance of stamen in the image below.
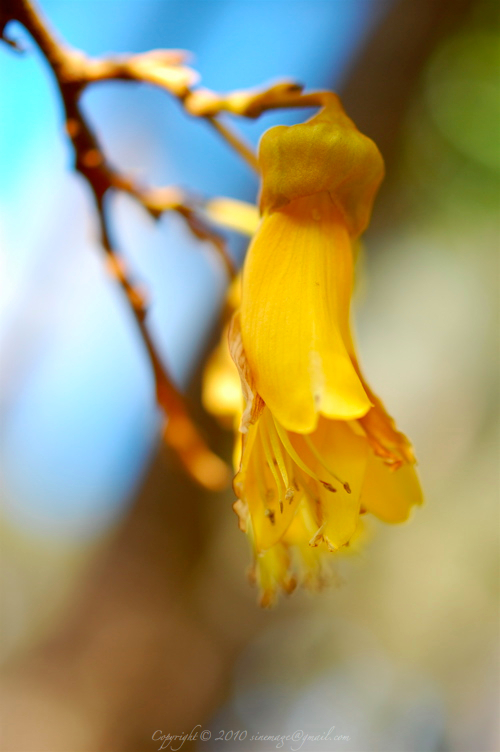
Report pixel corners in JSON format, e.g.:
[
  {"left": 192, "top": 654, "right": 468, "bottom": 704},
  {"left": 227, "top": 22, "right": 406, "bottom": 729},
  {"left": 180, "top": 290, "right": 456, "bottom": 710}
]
[
  {"left": 264, "top": 410, "right": 290, "bottom": 490},
  {"left": 273, "top": 417, "right": 328, "bottom": 486},
  {"left": 295, "top": 469, "right": 323, "bottom": 526},
  {"left": 265, "top": 509, "right": 276, "bottom": 525},
  {"left": 309, "top": 523, "right": 325, "bottom": 547},
  {"left": 303, "top": 435, "right": 351, "bottom": 493},
  {"left": 260, "top": 426, "right": 285, "bottom": 499},
  {"left": 282, "top": 451, "right": 298, "bottom": 504},
  {"left": 321, "top": 481, "right": 337, "bottom": 493},
  {"left": 253, "top": 434, "right": 277, "bottom": 512}
]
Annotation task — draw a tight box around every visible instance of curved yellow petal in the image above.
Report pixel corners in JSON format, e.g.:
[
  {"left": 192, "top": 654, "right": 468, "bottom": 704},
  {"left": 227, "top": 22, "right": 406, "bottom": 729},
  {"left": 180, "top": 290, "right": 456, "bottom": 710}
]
[
  {"left": 240, "top": 192, "right": 371, "bottom": 433},
  {"left": 357, "top": 392, "right": 416, "bottom": 469},
  {"left": 359, "top": 453, "right": 423, "bottom": 523},
  {"left": 344, "top": 334, "right": 417, "bottom": 468}
]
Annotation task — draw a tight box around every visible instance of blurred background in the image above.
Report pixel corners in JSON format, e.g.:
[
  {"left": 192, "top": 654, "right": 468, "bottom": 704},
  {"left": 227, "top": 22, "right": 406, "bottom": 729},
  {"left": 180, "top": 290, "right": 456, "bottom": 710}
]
[{"left": 0, "top": 0, "right": 498, "bottom": 750}]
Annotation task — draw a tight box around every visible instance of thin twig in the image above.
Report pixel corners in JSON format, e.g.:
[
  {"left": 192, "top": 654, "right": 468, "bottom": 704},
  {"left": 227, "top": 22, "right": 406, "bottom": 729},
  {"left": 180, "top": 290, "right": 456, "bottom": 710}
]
[
  {"left": 206, "top": 116, "right": 260, "bottom": 173},
  {"left": 2, "top": 0, "right": 332, "bottom": 175}
]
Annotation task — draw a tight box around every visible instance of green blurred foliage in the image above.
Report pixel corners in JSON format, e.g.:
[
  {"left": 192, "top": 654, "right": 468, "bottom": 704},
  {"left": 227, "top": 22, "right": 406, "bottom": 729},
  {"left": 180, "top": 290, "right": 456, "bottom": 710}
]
[{"left": 405, "top": 1, "right": 500, "bottom": 221}]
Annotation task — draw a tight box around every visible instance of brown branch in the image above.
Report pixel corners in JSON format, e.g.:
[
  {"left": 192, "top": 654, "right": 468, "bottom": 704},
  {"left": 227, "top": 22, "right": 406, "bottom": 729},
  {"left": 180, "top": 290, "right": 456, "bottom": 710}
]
[
  {"left": 2, "top": 0, "right": 257, "bottom": 174},
  {"left": 2, "top": 0, "right": 237, "bottom": 272},
  {"left": 2, "top": 0, "right": 334, "bottom": 176},
  {"left": 183, "top": 82, "right": 339, "bottom": 120},
  {"left": 3, "top": 0, "right": 230, "bottom": 490}
]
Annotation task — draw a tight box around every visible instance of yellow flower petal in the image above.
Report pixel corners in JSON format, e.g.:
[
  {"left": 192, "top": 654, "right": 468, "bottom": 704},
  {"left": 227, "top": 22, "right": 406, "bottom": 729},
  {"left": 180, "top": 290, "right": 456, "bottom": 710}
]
[
  {"left": 360, "top": 454, "right": 423, "bottom": 523},
  {"left": 228, "top": 312, "right": 265, "bottom": 433},
  {"left": 358, "top": 394, "right": 416, "bottom": 469},
  {"left": 351, "top": 356, "right": 416, "bottom": 468},
  {"left": 240, "top": 192, "right": 371, "bottom": 432},
  {"left": 203, "top": 197, "right": 260, "bottom": 237}
]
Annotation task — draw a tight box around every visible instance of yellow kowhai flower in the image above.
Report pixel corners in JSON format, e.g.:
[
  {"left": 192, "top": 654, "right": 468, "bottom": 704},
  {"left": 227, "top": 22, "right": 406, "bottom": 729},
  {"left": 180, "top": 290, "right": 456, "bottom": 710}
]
[{"left": 204, "top": 94, "right": 422, "bottom": 606}]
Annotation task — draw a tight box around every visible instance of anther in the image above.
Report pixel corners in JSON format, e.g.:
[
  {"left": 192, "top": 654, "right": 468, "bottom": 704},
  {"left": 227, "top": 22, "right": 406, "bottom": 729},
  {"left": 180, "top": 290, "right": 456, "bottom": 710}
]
[
  {"left": 265, "top": 509, "right": 275, "bottom": 525},
  {"left": 279, "top": 501, "right": 284, "bottom": 514},
  {"left": 285, "top": 487, "right": 295, "bottom": 504},
  {"left": 309, "top": 524, "right": 325, "bottom": 547},
  {"left": 321, "top": 481, "right": 337, "bottom": 493},
  {"left": 303, "top": 435, "right": 351, "bottom": 493},
  {"left": 284, "top": 575, "right": 298, "bottom": 594}
]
